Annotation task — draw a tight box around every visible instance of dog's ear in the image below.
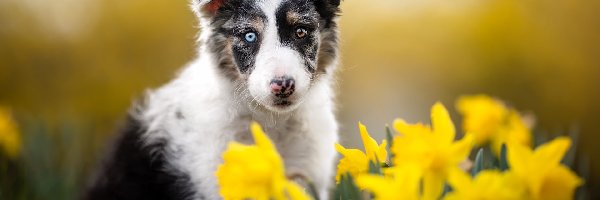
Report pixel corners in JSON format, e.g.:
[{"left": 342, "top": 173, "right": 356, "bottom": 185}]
[
  {"left": 313, "top": 0, "right": 341, "bottom": 11},
  {"left": 313, "top": 0, "right": 341, "bottom": 27},
  {"left": 191, "top": 0, "right": 228, "bottom": 18},
  {"left": 325, "top": 0, "right": 341, "bottom": 8}
]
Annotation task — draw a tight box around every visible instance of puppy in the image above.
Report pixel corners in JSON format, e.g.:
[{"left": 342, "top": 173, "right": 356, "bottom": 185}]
[{"left": 85, "top": 0, "right": 341, "bottom": 199}]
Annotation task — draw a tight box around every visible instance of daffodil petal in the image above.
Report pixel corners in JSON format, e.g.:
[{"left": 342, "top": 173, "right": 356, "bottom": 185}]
[
  {"left": 335, "top": 143, "right": 366, "bottom": 158},
  {"left": 359, "top": 122, "right": 381, "bottom": 161},
  {"left": 355, "top": 174, "right": 396, "bottom": 197},
  {"left": 506, "top": 111, "right": 532, "bottom": 146},
  {"left": 394, "top": 164, "right": 424, "bottom": 193},
  {"left": 534, "top": 137, "right": 571, "bottom": 166},
  {"left": 431, "top": 102, "right": 456, "bottom": 144},
  {"left": 334, "top": 143, "right": 369, "bottom": 183},
  {"left": 442, "top": 193, "right": 459, "bottom": 200},
  {"left": 217, "top": 122, "right": 292, "bottom": 200},
  {"left": 455, "top": 95, "right": 508, "bottom": 146},
  {"left": 507, "top": 142, "right": 533, "bottom": 175},
  {"left": 450, "top": 134, "right": 474, "bottom": 163},
  {"left": 539, "top": 165, "right": 583, "bottom": 200},
  {"left": 334, "top": 143, "right": 347, "bottom": 153},
  {"left": 251, "top": 122, "right": 277, "bottom": 151},
  {"left": 446, "top": 168, "right": 472, "bottom": 192},
  {"left": 377, "top": 139, "right": 388, "bottom": 162},
  {"left": 423, "top": 172, "right": 445, "bottom": 200},
  {"left": 393, "top": 119, "right": 430, "bottom": 138}
]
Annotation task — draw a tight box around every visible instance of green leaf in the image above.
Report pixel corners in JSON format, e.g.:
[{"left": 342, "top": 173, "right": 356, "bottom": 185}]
[
  {"left": 442, "top": 183, "right": 453, "bottom": 196},
  {"left": 472, "top": 148, "right": 484, "bottom": 176},
  {"left": 499, "top": 144, "right": 509, "bottom": 171},
  {"left": 334, "top": 173, "right": 362, "bottom": 200},
  {"left": 385, "top": 125, "right": 394, "bottom": 167},
  {"left": 368, "top": 160, "right": 382, "bottom": 175},
  {"left": 564, "top": 125, "right": 579, "bottom": 168}
]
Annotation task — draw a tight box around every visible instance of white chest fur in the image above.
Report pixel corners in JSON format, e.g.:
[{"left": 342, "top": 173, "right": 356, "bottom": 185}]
[{"left": 139, "top": 55, "right": 338, "bottom": 200}]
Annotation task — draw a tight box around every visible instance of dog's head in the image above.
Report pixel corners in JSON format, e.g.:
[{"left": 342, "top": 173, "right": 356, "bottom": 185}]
[{"left": 192, "top": 0, "right": 341, "bottom": 112}]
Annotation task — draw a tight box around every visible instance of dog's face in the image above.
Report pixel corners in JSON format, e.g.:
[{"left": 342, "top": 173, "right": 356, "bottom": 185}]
[{"left": 194, "top": 0, "right": 340, "bottom": 112}]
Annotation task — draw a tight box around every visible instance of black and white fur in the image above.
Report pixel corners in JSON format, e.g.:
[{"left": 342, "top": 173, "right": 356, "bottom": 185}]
[{"left": 85, "top": 0, "right": 341, "bottom": 199}]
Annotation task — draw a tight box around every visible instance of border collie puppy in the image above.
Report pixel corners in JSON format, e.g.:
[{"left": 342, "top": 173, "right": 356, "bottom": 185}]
[{"left": 85, "top": 0, "right": 341, "bottom": 199}]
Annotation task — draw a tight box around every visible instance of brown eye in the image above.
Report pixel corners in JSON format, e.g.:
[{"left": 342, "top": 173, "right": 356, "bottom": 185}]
[{"left": 295, "top": 28, "right": 308, "bottom": 39}]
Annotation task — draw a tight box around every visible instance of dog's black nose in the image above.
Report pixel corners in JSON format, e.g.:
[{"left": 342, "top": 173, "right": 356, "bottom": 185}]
[{"left": 270, "top": 76, "right": 295, "bottom": 98}]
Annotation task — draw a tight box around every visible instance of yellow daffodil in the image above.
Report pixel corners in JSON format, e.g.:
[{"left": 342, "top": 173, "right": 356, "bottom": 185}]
[
  {"left": 334, "top": 122, "right": 387, "bottom": 182},
  {"left": 334, "top": 143, "right": 369, "bottom": 183},
  {"left": 215, "top": 122, "right": 310, "bottom": 200},
  {"left": 456, "top": 95, "right": 507, "bottom": 145},
  {"left": 507, "top": 137, "right": 583, "bottom": 200},
  {"left": 356, "top": 165, "right": 422, "bottom": 200},
  {"left": 359, "top": 122, "right": 388, "bottom": 162},
  {"left": 444, "top": 169, "right": 525, "bottom": 200},
  {"left": 0, "top": 107, "right": 21, "bottom": 158},
  {"left": 456, "top": 94, "right": 531, "bottom": 155},
  {"left": 393, "top": 102, "right": 473, "bottom": 200},
  {"left": 491, "top": 110, "right": 531, "bottom": 155}
]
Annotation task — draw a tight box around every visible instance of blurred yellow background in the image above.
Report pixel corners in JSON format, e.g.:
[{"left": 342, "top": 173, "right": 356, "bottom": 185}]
[{"left": 0, "top": 0, "right": 598, "bottom": 199}]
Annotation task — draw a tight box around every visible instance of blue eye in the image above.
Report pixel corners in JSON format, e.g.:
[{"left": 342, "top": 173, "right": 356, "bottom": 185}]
[{"left": 244, "top": 32, "right": 257, "bottom": 43}]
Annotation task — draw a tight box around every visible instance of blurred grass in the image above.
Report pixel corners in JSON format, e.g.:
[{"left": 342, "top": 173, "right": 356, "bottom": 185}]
[
  {"left": 1, "top": 117, "right": 101, "bottom": 199},
  {"left": 0, "top": 0, "right": 599, "bottom": 199}
]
